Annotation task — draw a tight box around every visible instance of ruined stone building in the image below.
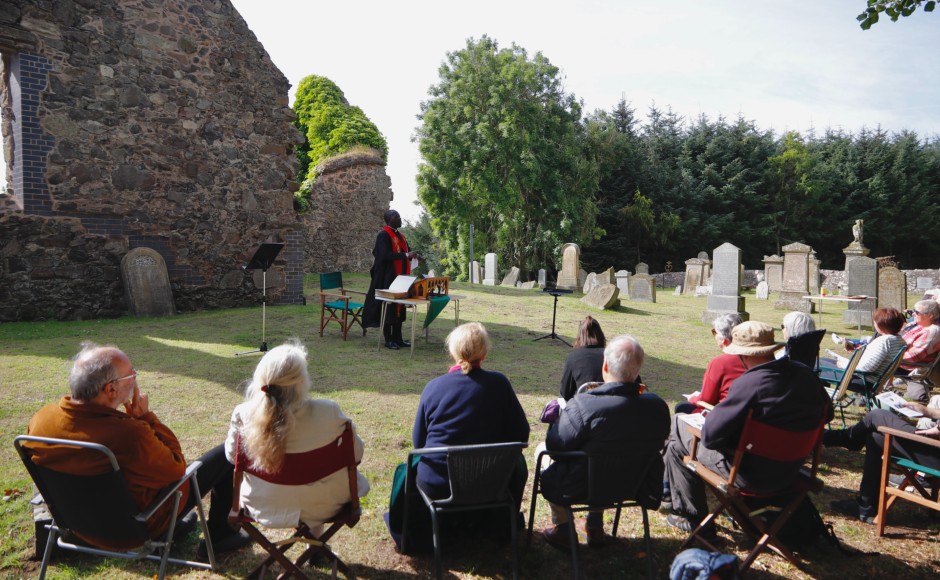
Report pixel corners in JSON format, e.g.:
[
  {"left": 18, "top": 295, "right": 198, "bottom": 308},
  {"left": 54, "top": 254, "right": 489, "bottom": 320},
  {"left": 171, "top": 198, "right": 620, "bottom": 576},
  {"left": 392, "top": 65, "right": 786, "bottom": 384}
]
[{"left": 0, "top": 0, "right": 393, "bottom": 322}]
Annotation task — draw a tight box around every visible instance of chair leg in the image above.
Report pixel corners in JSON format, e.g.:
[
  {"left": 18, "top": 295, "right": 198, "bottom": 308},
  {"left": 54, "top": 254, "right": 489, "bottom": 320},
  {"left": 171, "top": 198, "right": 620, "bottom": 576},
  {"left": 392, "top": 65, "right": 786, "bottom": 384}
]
[
  {"left": 430, "top": 508, "right": 443, "bottom": 580},
  {"left": 526, "top": 471, "right": 540, "bottom": 548},
  {"left": 612, "top": 505, "right": 622, "bottom": 538},
  {"left": 509, "top": 504, "right": 518, "bottom": 580},
  {"left": 156, "top": 491, "right": 182, "bottom": 580},
  {"left": 566, "top": 508, "right": 578, "bottom": 580},
  {"left": 641, "top": 507, "right": 654, "bottom": 580},
  {"left": 37, "top": 524, "right": 57, "bottom": 580}
]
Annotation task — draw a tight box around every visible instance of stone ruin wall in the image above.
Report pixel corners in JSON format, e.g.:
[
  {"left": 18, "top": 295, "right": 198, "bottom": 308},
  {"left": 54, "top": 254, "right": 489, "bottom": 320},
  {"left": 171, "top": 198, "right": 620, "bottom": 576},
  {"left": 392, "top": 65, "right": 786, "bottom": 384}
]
[
  {"left": 303, "top": 152, "right": 393, "bottom": 275},
  {"left": 0, "top": 0, "right": 306, "bottom": 321}
]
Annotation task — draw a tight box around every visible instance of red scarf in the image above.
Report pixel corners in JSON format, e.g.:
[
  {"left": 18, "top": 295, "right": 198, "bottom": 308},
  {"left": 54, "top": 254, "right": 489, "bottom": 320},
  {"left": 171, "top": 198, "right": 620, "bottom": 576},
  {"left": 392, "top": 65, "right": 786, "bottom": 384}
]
[{"left": 384, "top": 226, "right": 411, "bottom": 275}]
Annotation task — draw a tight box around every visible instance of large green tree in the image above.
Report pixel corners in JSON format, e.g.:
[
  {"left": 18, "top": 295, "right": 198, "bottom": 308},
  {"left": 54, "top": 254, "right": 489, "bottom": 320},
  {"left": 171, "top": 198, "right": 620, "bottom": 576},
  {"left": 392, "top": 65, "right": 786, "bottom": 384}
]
[
  {"left": 415, "top": 36, "right": 599, "bottom": 279},
  {"left": 857, "top": 0, "right": 935, "bottom": 28}
]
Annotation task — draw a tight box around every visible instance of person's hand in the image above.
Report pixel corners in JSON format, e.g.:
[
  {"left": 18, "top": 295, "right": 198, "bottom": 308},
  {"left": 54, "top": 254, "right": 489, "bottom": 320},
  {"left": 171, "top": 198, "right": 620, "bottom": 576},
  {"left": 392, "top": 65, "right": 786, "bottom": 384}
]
[
  {"left": 405, "top": 251, "right": 417, "bottom": 260},
  {"left": 901, "top": 401, "right": 928, "bottom": 415},
  {"left": 123, "top": 385, "right": 150, "bottom": 418},
  {"left": 914, "top": 424, "right": 940, "bottom": 439}
]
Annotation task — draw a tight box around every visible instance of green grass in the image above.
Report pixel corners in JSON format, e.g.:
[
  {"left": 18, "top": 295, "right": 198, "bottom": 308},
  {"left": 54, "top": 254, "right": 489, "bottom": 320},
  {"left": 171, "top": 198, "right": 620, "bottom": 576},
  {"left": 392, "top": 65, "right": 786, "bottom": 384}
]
[{"left": 1, "top": 274, "right": 937, "bottom": 578}]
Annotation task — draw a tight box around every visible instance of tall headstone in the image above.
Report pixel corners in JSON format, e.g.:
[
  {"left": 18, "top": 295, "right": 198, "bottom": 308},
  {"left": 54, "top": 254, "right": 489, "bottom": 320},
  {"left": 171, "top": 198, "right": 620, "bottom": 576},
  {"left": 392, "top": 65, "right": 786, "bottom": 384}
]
[
  {"left": 121, "top": 248, "right": 175, "bottom": 317},
  {"left": 683, "top": 258, "right": 708, "bottom": 296},
  {"left": 470, "top": 261, "right": 482, "bottom": 284},
  {"left": 556, "top": 243, "right": 580, "bottom": 290},
  {"left": 755, "top": 281, "right": 770, "bottom": 300},
  {"left": 808, "top": 252, "right": 821, "bottom": 296},
  {"left": 483, "top": 253, "right": 497, "bottom": 286},
  {"left": 615, "top": 270, "right": 631, "bottom": 297},
  {"left": 698, "top": 252, "right": 712, "bottom": 284},
  {"left": 629, "top": 273, "right": 657, "bottom": 303},
  {"left": 843, "top": 256, "right": 878, "bottom": 325},
  {"left": 500, "top": 266, "right": 520, "bottom": 287},
  {"left": 703, "top": 242, "right": 748, "bottom": 323},
  {"left": 878, "top": 266, "right": 907, "bottom": 312},
  {"left": 582, "top": 284, "right": 620, "bottom": 310},
  {"left": 538, "top": 269, "right": 547, "bottom": 288},
  {"left": 635, "top": 262, "right": 649, "bottom": 275},
  {"left": 762, "top": 254, "right": 784, "bottom": 293},
  {"left": 843, "top": 218, "right": 871, "bottom": 289},
  {"left": 774, "top": 242, "right": 814, "bottom": 312}
]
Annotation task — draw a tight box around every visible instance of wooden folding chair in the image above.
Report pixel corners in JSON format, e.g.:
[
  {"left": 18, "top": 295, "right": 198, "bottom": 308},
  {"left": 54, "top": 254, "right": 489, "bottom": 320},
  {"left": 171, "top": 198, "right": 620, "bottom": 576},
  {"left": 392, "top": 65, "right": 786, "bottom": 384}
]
[
  {"left": 681, "top": 411, "right": 826, "bottom": 573},
  {"left": 229, "top": 421, "right": 361, "bottom": 579},
  {"left": 319, "top": 272, "right": 366, "bottom": 340},
  {"left": 875, "top": 425, "right": 940, "bottom": 536}
]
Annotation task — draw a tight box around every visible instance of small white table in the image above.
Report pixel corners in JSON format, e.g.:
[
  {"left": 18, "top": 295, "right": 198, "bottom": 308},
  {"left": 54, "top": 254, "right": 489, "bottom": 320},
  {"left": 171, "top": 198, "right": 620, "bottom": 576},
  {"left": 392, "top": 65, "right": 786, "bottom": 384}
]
[
  {"left": 376, "top": 294, "right": 464, "bottom": 357},
  {"left": 803, "top": 295, "right": 872, "bottom": 338}
]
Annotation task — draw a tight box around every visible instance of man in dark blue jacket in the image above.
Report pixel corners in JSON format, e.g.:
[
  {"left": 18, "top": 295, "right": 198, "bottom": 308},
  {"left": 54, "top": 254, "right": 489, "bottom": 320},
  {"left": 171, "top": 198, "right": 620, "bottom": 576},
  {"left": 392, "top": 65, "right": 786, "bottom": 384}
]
[
  {"left": 663, "top": 321, "right": 833, "bottom": 534},
  {"left": 540, "top": 335, "right": 670, "bottom": 549}
]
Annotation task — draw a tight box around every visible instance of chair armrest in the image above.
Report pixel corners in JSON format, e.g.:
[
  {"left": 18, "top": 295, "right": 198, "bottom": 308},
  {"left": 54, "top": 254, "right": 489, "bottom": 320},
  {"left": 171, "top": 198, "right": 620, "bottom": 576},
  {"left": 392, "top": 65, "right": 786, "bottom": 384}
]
[
  {"left": 877, "top": 426, "right": 940, "bottom": 449},
  {"left": 137, "top": 460, "right": 201, "bottom": 522},
  {"left": 320, "top": 291, "right": 350, "bottom": 303},
  {"left": 344, "top": 289, "right": 367, "bottom": 298}
]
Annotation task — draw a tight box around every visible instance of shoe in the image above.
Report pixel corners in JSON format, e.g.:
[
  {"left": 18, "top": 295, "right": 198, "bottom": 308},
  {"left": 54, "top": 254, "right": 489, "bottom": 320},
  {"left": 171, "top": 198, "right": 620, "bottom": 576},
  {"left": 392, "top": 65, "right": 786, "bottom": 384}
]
[
  {"left": 822, "top": 428, "right": 863, "bottom": 451},
  {"left": 660, "top": 498, "right": 674, "bottom": 514},
  {"left": 577, "top": 517, "right": 606, "bottom": 548},
  {"left": 172, "top": 510, "right": 198, "bottom": 539},
  {"left": 541, "top": 524, "right": 572, "bottom": 551},
  {"left": 889, "top": 473, "right": 932, "bottom": 492},
  {"left": 198, "top": 529, "right": 252, "bottom": 557},
  {"left": 829, "top": 498, "right": 875, "bottom": 524},
  {"left": 384, "top": 340, "right": 400, "bottom": 350},
  {"left": 395, "top": 340, "right": 411, "bottom": 348},
  {"left": 892, "top": 377, "right": 907, "bottom": 387},
  {"left": 666, "top": 514, "right": 718, "bottom": 542}
]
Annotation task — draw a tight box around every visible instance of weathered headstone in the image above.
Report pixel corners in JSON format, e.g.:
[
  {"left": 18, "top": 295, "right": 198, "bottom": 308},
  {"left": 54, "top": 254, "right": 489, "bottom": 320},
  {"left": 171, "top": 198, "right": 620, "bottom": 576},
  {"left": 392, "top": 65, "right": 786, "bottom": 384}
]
[
  {"left": 538, "top": 269, "right": 547, "bottom": 288},
  {"left": 615, "top": 270, "right": 631, "bottom": 298},
  {"left": 703, "top": 242, "right": 749, "bottom": 323},
  {"left": 774, "top": 242, "right": 814, "bottom": 312},
  {"left": 121, "top": 247, "right": 175, "bottom": 317},
  {"left": 843, "top": 219, "right": 871, "bottom": 289},
  {"left": 519, "top": 281, "right": 537, "bottom": 290},
  {"left": 878, "top": 267, "right": 907, "bottom": 312},
  {"left": 578, "top": 268, "right": 588, "bottom": 289},
  {"left": 500, "top": 266, "right": 520, "bottom": 287},
  {"left": 582, "top": 284, "right": 620, "bottom": 310},
  {"left": 470, "top": 261, "right": 482, "bottom": 284},
  {"left": 634, "top": 262, "right": 649, "bottom": 275},
  {"left": 808, "top": 252, "right": 821, "bottom": 296},
  {"left": 629, "top": 273, "right": 657, "bottom": 303},
  {"left": 843, "top": 256, "right": 878, "bottom": 326},
  {"left": 683, "top": 258, "right": 708, "bottom": 296},
  {"left": 600, "top": 267, "right": 616, "bottom": 285},
  {"left": 917, "top": 277, "right": 933, "bottom": 290},
  {"left": 483, "top": 253, "right": 497, "bottom": 286},
  {"left": 755, "top": 281, "right": 770, "bottom": 300},
  {"left": 762, "top": 254, "right": 784, "bottom": 293},
  {"left": 695, "top": 285, "right": 712, "bottom": 297},
  {"left": 582, "top": 272, "right": 599, "bottom": 294},
  {"left": 556, "top": 243, "right": 580, "bottom": 290},
  {"left": 674, "top": 286, "right": 682, "bottom": 296},
  {"left": 697, "top": 251, "right": 709, "bottom": 260}
]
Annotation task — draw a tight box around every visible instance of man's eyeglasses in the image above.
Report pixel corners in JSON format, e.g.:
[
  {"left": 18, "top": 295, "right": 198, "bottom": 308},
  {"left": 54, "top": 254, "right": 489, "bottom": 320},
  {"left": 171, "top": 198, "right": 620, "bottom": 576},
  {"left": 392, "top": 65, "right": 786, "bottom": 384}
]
[{"left": 112, "top": 372, "right": 137, "bottom": 383}]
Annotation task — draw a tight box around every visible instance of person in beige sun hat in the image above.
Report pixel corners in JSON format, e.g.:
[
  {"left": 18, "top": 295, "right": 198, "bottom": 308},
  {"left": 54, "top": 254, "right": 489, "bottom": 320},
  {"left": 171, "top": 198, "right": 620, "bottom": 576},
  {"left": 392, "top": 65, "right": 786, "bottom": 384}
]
[{"left": 722, "top": 321, "right": 784, "bottom": 357}]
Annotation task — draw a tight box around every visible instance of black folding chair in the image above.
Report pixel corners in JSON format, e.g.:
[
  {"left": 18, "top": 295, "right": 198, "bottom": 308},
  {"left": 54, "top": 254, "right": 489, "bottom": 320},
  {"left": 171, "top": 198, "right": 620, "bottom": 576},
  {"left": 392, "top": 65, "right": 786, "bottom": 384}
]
[{"left": 14, "top": 435, "right": 215, "bottom": 580}]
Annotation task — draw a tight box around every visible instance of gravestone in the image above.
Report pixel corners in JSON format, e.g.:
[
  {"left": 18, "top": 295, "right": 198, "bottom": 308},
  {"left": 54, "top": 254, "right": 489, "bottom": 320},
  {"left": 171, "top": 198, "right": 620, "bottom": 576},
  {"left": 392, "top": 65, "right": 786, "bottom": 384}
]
[
  {"left": 582, "top": 284, "right": 620, "bottom": 310},
  {"left": 428, "top": 269, "right": 437, "bottom": 278},
  {"left": 121, "top": 248, "right": 175, "bottom": 317},
  {"left": 483, "top": 253, "right": 497, "bottom": 286},
  {"left": 774, "top": 242, "right": 814, "bottom": 312},
  {"left": 579, "top": 268, "right": 588, "bottom": 289},
  {"left": 843, "top": 256, "right": 878, "bottom": 326},
  {"left": 538, "top": 269, "right": 547, "bottom": 287},
  {"left": 628, "top": 273, "right": 657, "bottom": 303},
  {"left": 500, "top": 266, "right": 520, "bottom": 287},
  {"left": 615, "top": 270, "right": 631, "bottom": 297},
  {"left": 703, "top": 242, "right": 749, "bottom": 323},
  {"left": 808, "top": 252, "right": 821, "bottom": 296},
  {"left": 755, "top": 281, "right": 770, "bottom": 300},
  {"left": 470, "top": 261, "right": 482, "bottom": 284},
  {"left": 519, "top": 281, "right": 537, "bottom": 290},
  {"left": 917, "top": 277, "right": 933, "bottom": 290},
  {"left": 697, "top": 251, "right": 709, "bottom": 260},
  {"left": 683, "top": 258, "right": 708, "bottom": 296},
  {"left": 556, "top": 243, "right": 580, "bottom": 290},
  {"left": 601, "top": 267, "right": 616, "bottom": 285},
  {"left": 674, "top": 286, "right": 682, "bottom": 296},
  {"left": 582, "top": 272, "right": 599, "bottom": 294},
  {"left": 635, "top": 262, "right": 649, "bottom": 275},
  {"left": 843, "top": 219, "right": 871, "bottom": 289},
  {"left": 878, "top": 266, "right": 906, "bottom": 312},
  {"left": 762, "top": 254, "right": 784, "bottom": 293}
]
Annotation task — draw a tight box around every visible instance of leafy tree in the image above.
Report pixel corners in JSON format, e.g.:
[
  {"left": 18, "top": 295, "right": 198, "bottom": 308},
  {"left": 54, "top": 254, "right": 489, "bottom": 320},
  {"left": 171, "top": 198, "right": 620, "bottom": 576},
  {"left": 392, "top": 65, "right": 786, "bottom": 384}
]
[
  {"left": 415, "top": 36, "right": 599, "bottom": 279},
  {"left": 292, "top": 75, "right": 388, "bottom": 210},
  {"left": 400, "top": 211, "right": 445, "bottom": 276},
  {"left": 857, "top": 0, "right": 935, "bottom": 29}
]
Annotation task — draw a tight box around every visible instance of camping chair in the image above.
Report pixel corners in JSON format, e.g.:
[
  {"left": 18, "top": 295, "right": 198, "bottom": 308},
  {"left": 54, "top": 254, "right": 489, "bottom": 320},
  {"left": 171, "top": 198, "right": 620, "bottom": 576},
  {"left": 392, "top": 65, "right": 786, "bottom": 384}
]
[
  {"left": 681, "top": 411, "right": 826, "bottom": 573},
  {"left": 319, "top": 272, "right": 366, "bottom": 340},
  {"left": 864, "top": 346, "right": 909, "bottom": 411},
  {"left": 526, "top": 449, "right": 659, "bottom": 580},
  {"left": 229, "top": 421, "right": 361, "bottom": 579},
  {"left": 818, "top": 345, "right": 867, "bottom": 428},
  {"left": 786, "top": 329, "right": 826, "bottom": 370},
  {"left": 401, "top": 442, "right": 527, "bottom": 580},
  {"left": 892, "top": 350, "right": 940, "bottom": 400},
  {"left": 875, "top": 425, "right": 940, "bottom": 536},
  {"left": 13, "top": 435, "right": 215, "bottom": 580}
]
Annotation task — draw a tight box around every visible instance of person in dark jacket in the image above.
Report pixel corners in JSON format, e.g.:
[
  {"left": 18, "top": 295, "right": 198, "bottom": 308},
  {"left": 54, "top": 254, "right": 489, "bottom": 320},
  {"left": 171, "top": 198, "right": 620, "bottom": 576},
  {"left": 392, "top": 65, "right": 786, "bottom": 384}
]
[
  {"left": 362, "top": 209, "right": 419, "bottom": 350},
  {"left": 559, "top": 316, "right": 607, "bottom": 400},
  {"left": 540, "top": 335, "right": 670, "bottom": 550},
  {"left": 663, "top": 321, "right": 833, "bottom": 535}
]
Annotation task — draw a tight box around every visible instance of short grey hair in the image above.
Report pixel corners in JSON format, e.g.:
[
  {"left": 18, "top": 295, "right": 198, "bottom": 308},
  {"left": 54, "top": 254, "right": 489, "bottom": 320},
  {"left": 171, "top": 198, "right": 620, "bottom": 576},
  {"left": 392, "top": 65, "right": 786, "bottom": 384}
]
[
  {"left": 68, "top": 341, "right": 122, "bottom": 401},
  {"left": 915, "top": 299, "right": 940, "bottom": 323},
  {"left": 603, "top": 335, "right": 645, "bottom": 383},
  {"left": 713, "top": 313, "right": 744, "bottom": 342},
  {"left": 782, "top": 311, "right": 816, "bottom": 338}
]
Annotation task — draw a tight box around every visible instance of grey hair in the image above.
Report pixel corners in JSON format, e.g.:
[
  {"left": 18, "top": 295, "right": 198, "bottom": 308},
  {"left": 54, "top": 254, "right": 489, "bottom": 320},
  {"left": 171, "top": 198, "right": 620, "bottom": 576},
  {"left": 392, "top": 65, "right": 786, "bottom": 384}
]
[
  {"left": 916, "top": 299, "right": 940, "bottom": 323},
  {"left": 712, "top": 313, "right": 744, "bottom": 342},
  {"left": 68, "top": 341, "right": 122, "bottom": 402},
  {"left": 603, "top": 335, "right": 645, "bottom": 383},
  {"left": 782, "top": 311, "right": 816, "bottom": 338}
]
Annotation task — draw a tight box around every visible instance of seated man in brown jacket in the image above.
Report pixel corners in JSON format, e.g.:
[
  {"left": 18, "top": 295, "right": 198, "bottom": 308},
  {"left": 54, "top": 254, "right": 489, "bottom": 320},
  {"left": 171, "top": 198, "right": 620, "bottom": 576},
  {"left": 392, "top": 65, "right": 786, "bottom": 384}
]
[{"left": 25, "top": 341, "right": 249, "bottom": 555}]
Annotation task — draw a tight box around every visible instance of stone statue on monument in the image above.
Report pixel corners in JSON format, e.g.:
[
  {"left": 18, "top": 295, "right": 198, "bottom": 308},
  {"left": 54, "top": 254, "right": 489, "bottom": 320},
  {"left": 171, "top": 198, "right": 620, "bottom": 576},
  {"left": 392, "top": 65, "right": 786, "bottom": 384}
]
[{"left": 852, "top": 219, "right": 863, "bottom": 246}]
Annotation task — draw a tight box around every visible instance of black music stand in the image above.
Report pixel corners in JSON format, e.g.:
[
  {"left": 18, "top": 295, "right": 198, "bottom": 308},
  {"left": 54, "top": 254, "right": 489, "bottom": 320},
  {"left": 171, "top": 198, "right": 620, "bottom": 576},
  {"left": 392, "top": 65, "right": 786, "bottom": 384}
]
[
  {"left": 236, "top": 242, "right": 284, "bottom": 356},
  {"left": 533, "top": 286, "right": 573, "bottom": 347}
]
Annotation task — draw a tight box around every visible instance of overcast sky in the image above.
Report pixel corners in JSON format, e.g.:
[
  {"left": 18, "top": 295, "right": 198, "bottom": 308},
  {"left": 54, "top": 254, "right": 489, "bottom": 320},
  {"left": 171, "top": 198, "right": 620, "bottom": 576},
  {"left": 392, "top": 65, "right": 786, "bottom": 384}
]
[{"left": 5, "top": 2, "right": 939, "bottom": 219}]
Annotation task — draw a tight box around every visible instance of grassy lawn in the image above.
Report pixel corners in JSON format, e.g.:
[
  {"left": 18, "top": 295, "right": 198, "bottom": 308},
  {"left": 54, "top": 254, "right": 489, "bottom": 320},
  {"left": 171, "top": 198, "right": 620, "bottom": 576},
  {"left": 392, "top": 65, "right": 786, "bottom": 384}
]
[{"left": 1, "top": 274, "right": 937, "bottom": 578}]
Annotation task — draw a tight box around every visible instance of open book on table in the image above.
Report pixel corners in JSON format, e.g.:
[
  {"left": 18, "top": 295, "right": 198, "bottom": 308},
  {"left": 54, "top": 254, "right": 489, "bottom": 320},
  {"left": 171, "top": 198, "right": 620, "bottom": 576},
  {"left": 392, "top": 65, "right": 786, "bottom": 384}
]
[{"left": 875, "top": 392, "right": 923, "bottom": 418}]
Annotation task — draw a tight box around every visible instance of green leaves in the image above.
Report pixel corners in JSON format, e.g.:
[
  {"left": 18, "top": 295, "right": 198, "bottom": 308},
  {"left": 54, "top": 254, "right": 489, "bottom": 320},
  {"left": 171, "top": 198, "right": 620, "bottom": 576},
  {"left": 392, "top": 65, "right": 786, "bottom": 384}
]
[{"left": 857, "top": 0, "right": 932, "bottom": 29}]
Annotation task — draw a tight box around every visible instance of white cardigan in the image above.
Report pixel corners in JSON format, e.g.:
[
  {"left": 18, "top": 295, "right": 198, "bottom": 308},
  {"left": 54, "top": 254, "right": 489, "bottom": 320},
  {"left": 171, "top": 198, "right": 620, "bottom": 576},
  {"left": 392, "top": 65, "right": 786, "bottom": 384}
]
[{"left": 224, "top": 399, "right": 369, "bottom": 529}]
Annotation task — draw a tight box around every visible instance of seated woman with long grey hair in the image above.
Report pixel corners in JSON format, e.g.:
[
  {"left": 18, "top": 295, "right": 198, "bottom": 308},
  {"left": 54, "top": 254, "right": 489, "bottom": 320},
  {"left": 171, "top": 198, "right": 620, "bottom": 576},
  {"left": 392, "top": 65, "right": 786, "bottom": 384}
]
[{"left": 224, "top": 341, "right": 369, "bottom": 533}]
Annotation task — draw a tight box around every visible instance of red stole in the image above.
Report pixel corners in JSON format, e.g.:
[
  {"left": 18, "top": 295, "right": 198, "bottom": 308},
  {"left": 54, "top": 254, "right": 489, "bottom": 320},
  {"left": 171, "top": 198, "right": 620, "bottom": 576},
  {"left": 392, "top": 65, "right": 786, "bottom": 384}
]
[{"left": 384, "top": 226, "right": 411, "bottom": 275}]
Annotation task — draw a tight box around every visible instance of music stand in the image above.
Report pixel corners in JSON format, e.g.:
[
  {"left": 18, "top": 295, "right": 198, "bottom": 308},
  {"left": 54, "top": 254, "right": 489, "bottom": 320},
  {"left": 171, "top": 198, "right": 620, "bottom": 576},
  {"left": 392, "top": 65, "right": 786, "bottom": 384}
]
[
  {"left": 236, "top": 242, "right": 284, "bottom": 356},
  {"left": 533, "top": 286, "right": 573, "bottom": 347}
]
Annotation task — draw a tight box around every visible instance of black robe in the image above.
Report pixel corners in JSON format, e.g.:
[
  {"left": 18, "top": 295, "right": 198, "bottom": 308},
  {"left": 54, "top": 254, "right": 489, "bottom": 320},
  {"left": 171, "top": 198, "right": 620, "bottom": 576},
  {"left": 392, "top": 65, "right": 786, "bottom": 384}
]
[{"left": 363, "top": 228, "right": 410, "bottom": 328}]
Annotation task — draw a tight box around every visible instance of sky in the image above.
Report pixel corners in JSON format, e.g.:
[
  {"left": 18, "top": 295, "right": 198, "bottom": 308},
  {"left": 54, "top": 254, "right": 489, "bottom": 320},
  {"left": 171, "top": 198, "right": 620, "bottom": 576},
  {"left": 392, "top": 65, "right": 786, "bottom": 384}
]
[{"left": 4, "top": 1, "right": 939, "bottom": 218}]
